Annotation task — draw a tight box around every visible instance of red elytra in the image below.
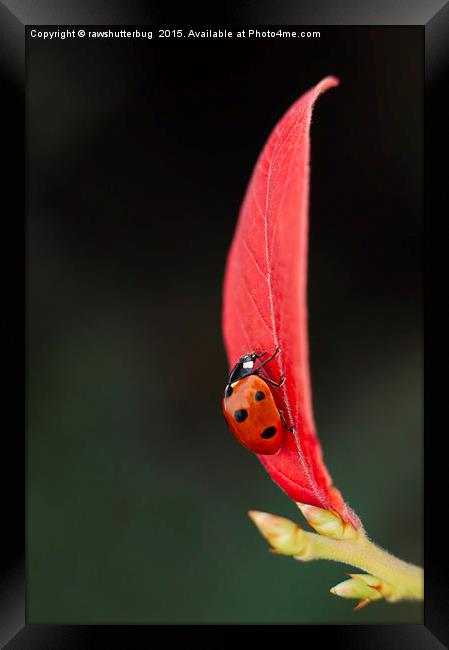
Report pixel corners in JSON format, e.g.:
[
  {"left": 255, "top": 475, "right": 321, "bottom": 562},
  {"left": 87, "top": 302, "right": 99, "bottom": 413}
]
[
  {"left": 223, "top": 374, "right": 283, "bottom": 455},
  {"left": 222, "top": 348, "right": 291, "bottom": 455},
  {"left": 222, "top": 77, "right": 362, "bottom": 530}
]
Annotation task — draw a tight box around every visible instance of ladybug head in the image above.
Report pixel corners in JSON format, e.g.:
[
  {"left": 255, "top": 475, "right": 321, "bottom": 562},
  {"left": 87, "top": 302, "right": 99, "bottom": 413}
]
[
  {"left": 240, "top": 352, "right": 257, "bottom": 370},
  {"left": 226, "top": 352, "right": 258, "bottom": 393}
]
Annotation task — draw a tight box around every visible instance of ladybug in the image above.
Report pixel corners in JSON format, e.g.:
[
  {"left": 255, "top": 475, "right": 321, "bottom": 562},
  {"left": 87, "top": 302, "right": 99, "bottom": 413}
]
[{"left": 222, "top": 346, "right": 293, "bottom": 455}]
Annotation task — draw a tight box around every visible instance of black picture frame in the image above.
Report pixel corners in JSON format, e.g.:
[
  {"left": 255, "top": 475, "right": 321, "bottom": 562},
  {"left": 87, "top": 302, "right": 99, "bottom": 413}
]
[{"left": 1, "top": 1, "right": 446, "bottom": 647}]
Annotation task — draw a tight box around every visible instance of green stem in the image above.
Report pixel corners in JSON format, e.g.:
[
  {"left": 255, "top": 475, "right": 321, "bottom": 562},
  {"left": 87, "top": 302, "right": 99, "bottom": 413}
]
[
  {"left": 297, "top": 530, "right": 423, "bottom": 601},
  {"left": 248, "top": 510, "right": 423, "bottom": 604}
]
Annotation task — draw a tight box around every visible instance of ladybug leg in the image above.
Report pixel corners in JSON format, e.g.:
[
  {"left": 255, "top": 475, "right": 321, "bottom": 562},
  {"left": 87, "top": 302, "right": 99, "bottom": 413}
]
[
  {"left": 255, "top": 346, "right": 281, "bottom": 370},
  {"left": 254, "top": 351, "right": 268, "bottom": 359},
  {"left": 258, "top": 373, "right": 285, "bottom": 389},
  {"left": 279, "top": 409, "right": 294, "bottom": 432}
]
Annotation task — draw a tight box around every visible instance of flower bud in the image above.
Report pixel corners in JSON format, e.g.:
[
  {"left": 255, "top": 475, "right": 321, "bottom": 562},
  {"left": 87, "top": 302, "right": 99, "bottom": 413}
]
[
  {"left": 347, "top": 573, "right": 395, "bottom": 599},
  {"left": 330, "top": 573, "right": 397, "bottom": 610},
  {"left": 248, "top": 511, "right": 306, "bottom": 556},
  {"left": 330, "top": 577, "right": 382, "bottom": 602},
  {"left": 297, "top": 503, "right": 358, "bottom": 540}
]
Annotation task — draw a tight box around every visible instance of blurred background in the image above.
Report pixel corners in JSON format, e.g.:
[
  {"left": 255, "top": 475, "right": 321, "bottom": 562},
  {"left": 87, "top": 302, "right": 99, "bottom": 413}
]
[{"left": 27, "top": 27, "right": 422, "bottom": 623}]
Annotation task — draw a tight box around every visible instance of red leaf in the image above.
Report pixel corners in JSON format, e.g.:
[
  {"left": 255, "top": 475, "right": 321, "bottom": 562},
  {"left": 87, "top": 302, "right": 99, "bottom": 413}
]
[{"left": 222, "top": 77, "right": 361, "bottom": 529}]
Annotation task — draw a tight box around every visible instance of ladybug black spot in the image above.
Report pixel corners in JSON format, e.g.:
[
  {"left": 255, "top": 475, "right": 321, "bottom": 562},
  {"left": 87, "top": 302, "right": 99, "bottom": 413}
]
[
  {"left": 261, "top": 426, "right": 277, "bottom": 439},
  {"left": 255, "top": 391, "right": 265, "bottom": 401},
  {"left": 234, "top": 409, "right": 248, "bottom": 423}
]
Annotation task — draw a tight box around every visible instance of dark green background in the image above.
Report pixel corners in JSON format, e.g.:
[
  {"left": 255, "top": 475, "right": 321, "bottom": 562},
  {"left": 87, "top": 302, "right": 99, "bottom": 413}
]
[{"left": 27, "top": 27, "right": 422, "bottom": 623}]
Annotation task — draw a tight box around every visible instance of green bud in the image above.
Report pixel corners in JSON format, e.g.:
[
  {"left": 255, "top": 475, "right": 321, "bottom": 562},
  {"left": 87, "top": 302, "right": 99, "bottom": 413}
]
[
  {"left": 347, "top": 573, "right": 395, "bottom": 599},
  {"left": 297, "top": 503, "right": 358, "bottom": 540},
  {"left": 248, "top": 511, "right": 306, "bottom": 556},
  {"left": 330, "top": 577, "right": 382, "bottom": 602},
  {"left": 297, "top": 504, "right": 344, "bottom": 537}
]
